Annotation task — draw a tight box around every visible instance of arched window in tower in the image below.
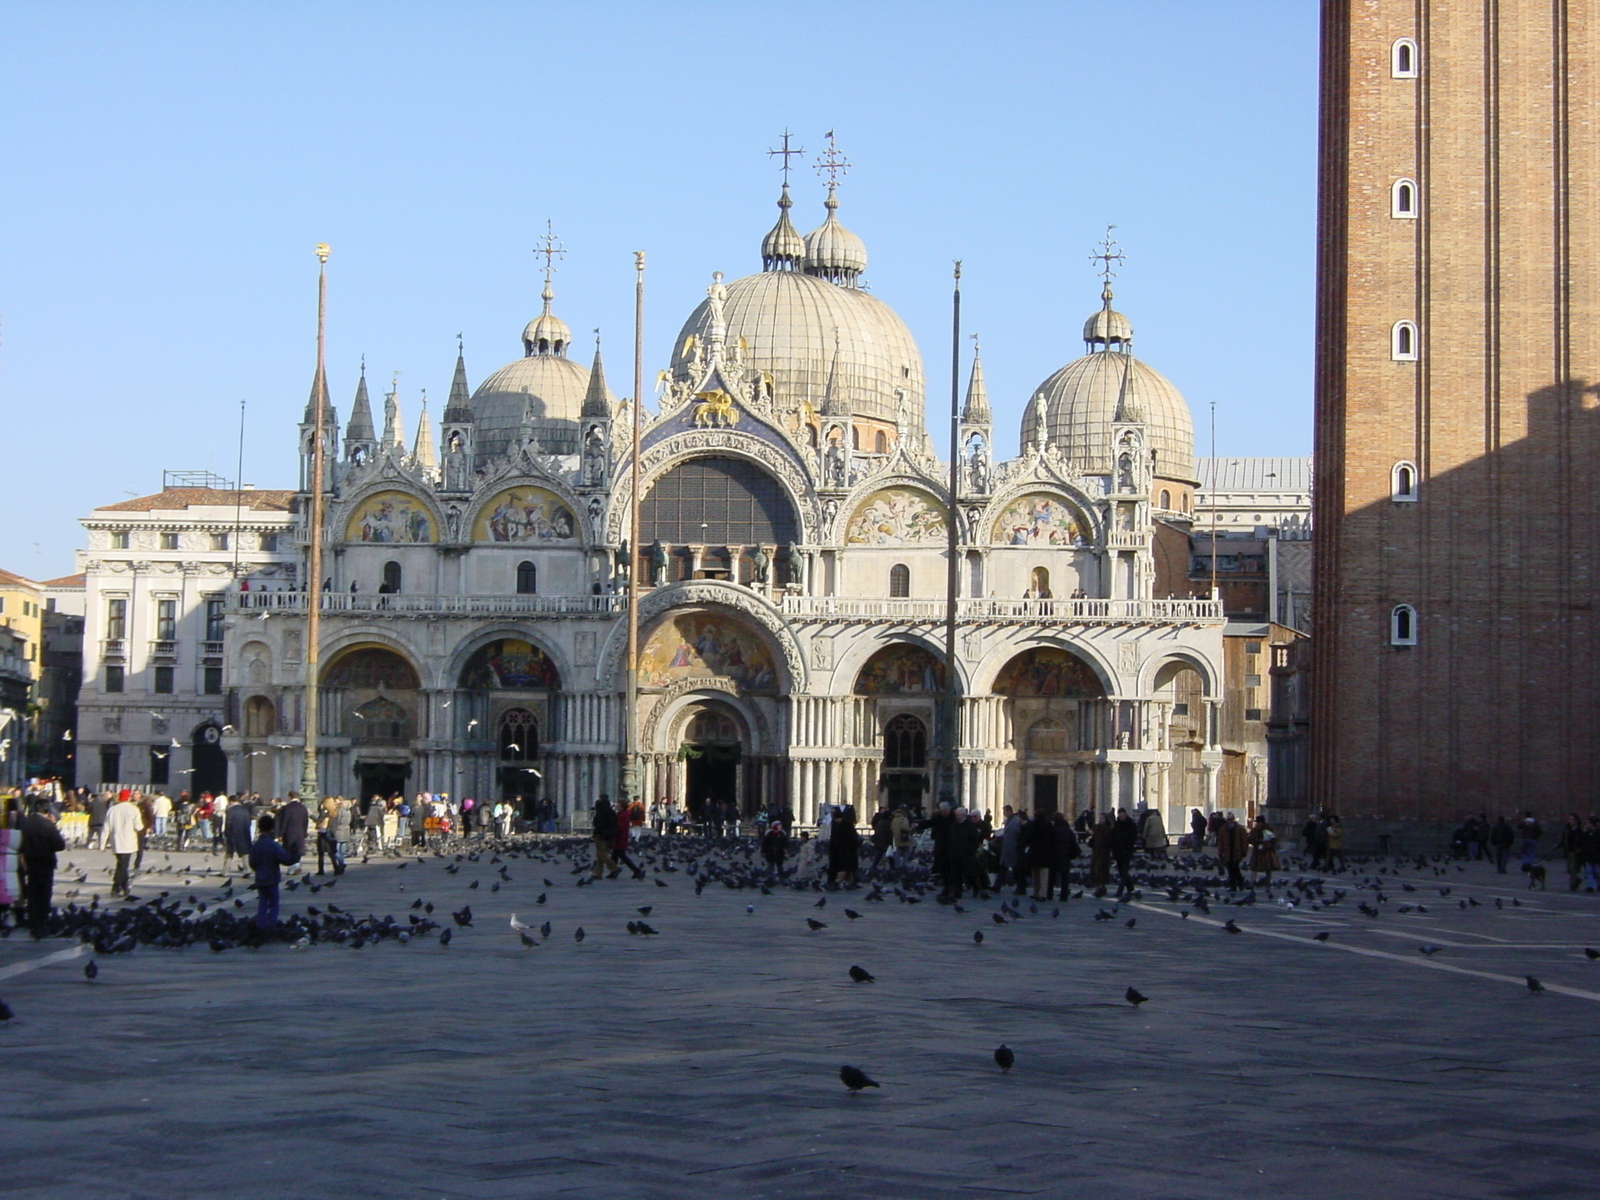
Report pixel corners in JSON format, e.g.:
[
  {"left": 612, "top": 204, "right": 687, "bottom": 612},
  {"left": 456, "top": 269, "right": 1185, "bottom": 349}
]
[
  {"left": 499, "top": 708, "right": 537, "bottom": 761},
  {"left": 1030, "top": 566, "right": 1052, "bottom": 599},
  {"left": 1392, "top": 37, "right": 1419, "bottom": 78},
  {"left": 1390, "top": 604, "right": 1418, "bottom": 646},
  {"left": 381, "top": 560, "right": 402, "bottom": 593},
  {"left": 888, "top": 564, "right": 911, "bottom": 598},
  {"left": 516, "top": 560, "right": 538, "bottom": 594},
  {"left": 882, "top": 713, "right": 928, "bottom": 770},
  {"left": 852, "top": 427, "right": 862, "bottom": 451},
  {"left": 874, "top": 430, "right": 888, "bottom": 455},
  {"left": 1159, "top": 488, "right": 1172, "bottom": 511},
  {"left": 1391, "top": 320, "right": 1419, "bottom": 361},
  {"left": 1392, "top": 178, "right": 1418, "bottom": 218},
  {"left": 1392, "top": 461, "right": 1419, "bottom": 502}
]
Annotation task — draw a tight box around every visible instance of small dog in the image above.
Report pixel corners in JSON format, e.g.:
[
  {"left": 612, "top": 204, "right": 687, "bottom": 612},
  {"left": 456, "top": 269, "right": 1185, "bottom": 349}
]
[{"left": 1522, "top": 862, "right": 1547, "bottom": 890}]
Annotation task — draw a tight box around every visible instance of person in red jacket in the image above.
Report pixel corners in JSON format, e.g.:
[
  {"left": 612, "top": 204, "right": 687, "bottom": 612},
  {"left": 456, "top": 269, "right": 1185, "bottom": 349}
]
[{"left": 611, "top": 805, "right": 646, "bottom": 880}]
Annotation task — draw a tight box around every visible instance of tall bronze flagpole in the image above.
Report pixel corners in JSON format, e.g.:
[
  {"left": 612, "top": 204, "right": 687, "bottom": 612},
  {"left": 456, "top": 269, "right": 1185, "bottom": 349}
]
[
  {"left": 943, "top": 261, "right": 963, "bottom": 809},
  {"left": 621, "top": 251, "right": 645, "bottom": 806},
  {"left": 298, "top": 243, "right": 330, "bottom": 804}
]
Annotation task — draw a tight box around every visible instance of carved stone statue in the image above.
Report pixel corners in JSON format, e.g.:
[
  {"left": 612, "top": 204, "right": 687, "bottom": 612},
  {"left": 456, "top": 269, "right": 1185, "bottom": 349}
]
[
  {"left": 582, "top": 424, "right": 607, "bottom": 487},
  {"left": 786, "top": 543, "right": 805, "bottom": 590},
  {"left": 648, "top": 539, "right": 669, "bottom": 587},
  {"left": 826, "top": 442, "right": 848, "bottom": 488},
  {"left": 749, "top": 543, "right": 771, "bottom": 586}
]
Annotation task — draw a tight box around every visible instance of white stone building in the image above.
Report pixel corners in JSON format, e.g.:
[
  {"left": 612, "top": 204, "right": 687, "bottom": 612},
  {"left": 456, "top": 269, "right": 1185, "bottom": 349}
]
[
  {"left": 222, "top": 174, "right": 1227, "bottom": 829},
  {"left": 75, "top": 481, "right": 296, "bottom": 792}
]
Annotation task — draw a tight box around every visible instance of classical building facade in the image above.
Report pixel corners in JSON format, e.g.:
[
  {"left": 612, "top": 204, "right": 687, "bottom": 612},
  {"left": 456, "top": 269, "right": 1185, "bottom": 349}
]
[
  {"left": 1313, "top": 3, "right": 1600, "bottom": 818},
  {"left": 224, "top": 175, "right": 1227, "bottom": 829}
]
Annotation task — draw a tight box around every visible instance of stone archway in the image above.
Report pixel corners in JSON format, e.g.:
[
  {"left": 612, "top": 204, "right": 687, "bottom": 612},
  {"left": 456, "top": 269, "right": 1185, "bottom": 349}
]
[{"left": 992, "top": 646, "right": 1108, "bottom": 818}]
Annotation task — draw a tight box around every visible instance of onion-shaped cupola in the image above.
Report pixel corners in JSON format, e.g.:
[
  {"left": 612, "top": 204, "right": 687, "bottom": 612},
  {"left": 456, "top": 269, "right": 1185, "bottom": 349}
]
[{"left": 761, "top": 184, "right": 807, "bottom": 271}]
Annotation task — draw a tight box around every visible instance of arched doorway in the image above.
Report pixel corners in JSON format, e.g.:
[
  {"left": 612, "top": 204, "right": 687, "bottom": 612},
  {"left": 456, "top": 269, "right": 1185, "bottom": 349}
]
[
  {"left": 881, "top": 712, "right": 928, "bottom": 810},
  {"left": 854, "top": 642, "right": 946, "bottom": 810},
  {"left": 192, "top": 722, "right": 227, "bottom": 795},
  {"left": 457, "top": 638, "right": 560, "bottom": 815},
  {"left": 1153, "top": 660, "right": 1210, "bottom": 828},
  {"left": 324, "top": 646, "right": 421, "bottom": 809},
  {"left": 497, "top": 706, "right": 541, "bottom": 807},
  {"left": 993, "top": 646, "right": 1106, "bottom": 817},
  {"left": 678, "top": 705, "right": 744, "bottom": 825}
]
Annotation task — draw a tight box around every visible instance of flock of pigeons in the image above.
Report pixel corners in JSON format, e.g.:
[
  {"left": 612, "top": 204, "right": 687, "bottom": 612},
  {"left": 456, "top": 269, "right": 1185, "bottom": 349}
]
[{"left": 1, "top": 834, "right": 1593, "bottom": 1078}]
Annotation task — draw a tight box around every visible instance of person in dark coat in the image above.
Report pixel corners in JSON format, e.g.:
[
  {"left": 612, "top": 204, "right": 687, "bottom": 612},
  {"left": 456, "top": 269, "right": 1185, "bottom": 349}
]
[
  {"left": 277, "top": 793, "right": 310, "bottom": 866},
  {"left": 829, "top": 805, "right": 861, "bottom": 886},
  {"left": 927, "top": 802, "right": 955, "bottom": 897},
  {"left": 945, "top": 808, "right": 985, "bottom": 899},
  {"left": 1049, "top": 811, "right": 1081, "bottom": 899},
  {"left": 1110, "top": 807, "right": 1139, "bottom": 894},
  {"left": 1489, "top": 816, "right": 1515, "bottom": 873},
  {"left": 590, "top": 797, "right": 619, "bottom": 878},
  {"left": 88, "top": 791, "right": 110, "bottom": 850},
  {"left": 1189, "top": 807, "right": 1207, "bottom": 852},
  {"left": 760, "top": 821, "right": 788, "bottom": 876},
  {"left": 1217, "top": 812, "right": 1249, "bottom": 890},
  {"left": 18, "top": 802, "right": 67, "bottom": 936},
  {"left": 248, "top": 813, "right": 297, "bottom": 930},
  {"left": 1022, "top": 810, "right": 1056, "bottom": 900},
  {"left": 224, "top": 799, "right": 254, "bottom": 867},
  {"left": 1088, "top": 813, "right": 1113, "bottom": 888}
]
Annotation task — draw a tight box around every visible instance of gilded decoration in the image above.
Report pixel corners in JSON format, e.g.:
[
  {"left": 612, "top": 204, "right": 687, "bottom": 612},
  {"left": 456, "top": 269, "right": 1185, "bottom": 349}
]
[
  {"left": 692, "top": 391, "right": 741, "bottom": 428},
  {"left": 993, "top": 493, "right": 1089, "bottom": 548},
  {"left": 640, "top": 614, "right": 778, "bottom": 693},
  {"left": 474, "top": 487, "right": 577, "bottom": 543},
  {"left": 994, "top": 647, "right": 1104, "bottom": 698},
  {"left": 345, "top": 491, "right": 434, "bottom": 544},
  {"left": 460, "top": 639, "right": 561, "bottom": 690},
  {"left": 845, "top": 487, "right": 947, "bottom": 545},
  {"left": 853, "top": 643, "right": 946, "bottom": 695}
]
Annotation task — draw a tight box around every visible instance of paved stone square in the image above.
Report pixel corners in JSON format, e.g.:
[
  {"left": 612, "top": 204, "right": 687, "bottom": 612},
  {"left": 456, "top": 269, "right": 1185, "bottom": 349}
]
[{"left": 3, "top": 840, "right": 1599, "bottom": 1199}]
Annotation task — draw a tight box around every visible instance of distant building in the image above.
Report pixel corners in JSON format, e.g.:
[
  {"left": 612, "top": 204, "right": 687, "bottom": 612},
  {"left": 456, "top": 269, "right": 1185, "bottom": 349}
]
[
  {"left": 73, "top": 482, "right": 295, "bottom": 793},
  {"left": 35, "top": 573, "right": 86, "bottom": 783},
  {"left": 1192, "top": 458, "right": 1312, "bottom": 631}
]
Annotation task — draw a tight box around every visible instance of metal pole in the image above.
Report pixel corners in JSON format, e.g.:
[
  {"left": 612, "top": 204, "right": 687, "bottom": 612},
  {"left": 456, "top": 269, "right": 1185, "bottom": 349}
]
[
  {"left": 298, "top": 243, "right": 330, "bottom": 804},
  {"left": 621, "top": 251, "right": 645, "bottom": 807},
  {"left": 943, "top": 261, "right": 963, "bottom": 810}
]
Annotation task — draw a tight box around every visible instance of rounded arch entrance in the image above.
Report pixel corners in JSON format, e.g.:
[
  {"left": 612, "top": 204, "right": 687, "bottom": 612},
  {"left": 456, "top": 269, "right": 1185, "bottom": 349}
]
[
  {"left": 323, "top": 644, "right": 421, "bottom": 807},
  {"left": 454, "top": 635, "right": 562, "bottom": 816},
  {"left": 639, "top": 454, "right": 801, "bottom": 586},
  {"left": 992, "top": 645, "right": 1109, "bottom": 817},
  {"left": 671, "top": 697, "right": 750, "bottom": 828},
  {"left": 1148, "top": 656, "right": 1214, "bottom": 831},
  {"left": 853, "top": 641, "right": 947, "bottom": 814}
]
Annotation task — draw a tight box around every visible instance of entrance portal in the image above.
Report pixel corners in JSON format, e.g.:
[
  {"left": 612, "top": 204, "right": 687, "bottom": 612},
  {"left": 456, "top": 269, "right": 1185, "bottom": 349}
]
[
  {"left": 355, "top": 760, "right": 411, "bottom": 811},
  {"left": 1031, "top": 773, "right": 1060, "bottom": 814},
  {"left": 192, "top": 724, "right": 227, "bottom": 795},
  {"left": 684, "top": 743, "right": 739, "bottom": 822},
  {"left": 880, "top": 771, "right": 926, "bottom": 812}
]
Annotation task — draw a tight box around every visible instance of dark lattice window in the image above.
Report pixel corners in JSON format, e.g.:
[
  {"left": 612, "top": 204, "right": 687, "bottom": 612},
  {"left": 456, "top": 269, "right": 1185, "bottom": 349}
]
[
  {"left": 641, "top": 457, "right": 798, "bottom": 548},
  {"left": 883, "top": 713, "right": 927, "bottom": 769},
  {"left": 516, "top": 561, "right": 537, "bottom": 594},
  {"left": 889, "top": 564, "right": 910, "bottom": 598},
  {"left": 500, "top": 708, "right": 537, "bottom": 760},
  {"left": 688, "top": 709, "right": 739, "bottom": 742},
  {"left": 382, "top": 561, "right": 402, "bottom": 592}
]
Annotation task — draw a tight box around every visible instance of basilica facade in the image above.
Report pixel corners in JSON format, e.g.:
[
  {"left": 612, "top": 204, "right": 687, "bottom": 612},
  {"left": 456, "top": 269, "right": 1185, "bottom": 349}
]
[{"left": 223, "top": 178, "right": 1226, "bottom": 831}]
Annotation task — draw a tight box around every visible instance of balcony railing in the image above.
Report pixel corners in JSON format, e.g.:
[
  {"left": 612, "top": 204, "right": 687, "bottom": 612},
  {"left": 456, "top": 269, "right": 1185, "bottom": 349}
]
[{"left": 232, "top": 592, "right": 624, "bottom": 617}]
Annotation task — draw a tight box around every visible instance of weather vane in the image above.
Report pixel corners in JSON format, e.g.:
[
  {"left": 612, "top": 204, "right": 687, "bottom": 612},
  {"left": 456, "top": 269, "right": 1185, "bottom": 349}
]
[
  {"left": 535, "top": 219, "right": 567, "bottom": 289},
  {"left": 768, "top": 129, "right": 805, "bottom": 185},
  {"left": 814, "top": 130, "right": 850, "bottom": 189},
  {"left": 1090, "top": 225, "right": 1125, "bottom": 285}
]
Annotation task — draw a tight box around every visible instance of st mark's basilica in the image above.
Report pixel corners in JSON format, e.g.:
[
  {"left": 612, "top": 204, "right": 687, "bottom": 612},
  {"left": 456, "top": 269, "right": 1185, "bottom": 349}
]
[{"left": 223, "top": 160, "right": 1227, "bottom": 831}]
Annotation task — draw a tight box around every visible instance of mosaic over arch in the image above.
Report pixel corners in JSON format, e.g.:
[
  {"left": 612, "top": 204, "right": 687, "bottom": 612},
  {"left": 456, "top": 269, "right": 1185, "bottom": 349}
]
[
  {"left": 993, "top": 646, "right": 1105, "bottom": 698},
  {"left": 324, "top": 646, "right": 421, "bottom": 689},
  {"left": 639, "top": 612, "right": 779, "bottom": 694},
  {"left": 845, "top": 487, "right": 947, "bottom": 545},
  {"left": 459, "top": 638, "right": 561, "bottom": 690},
  {"left": 473, "top": 486, "right": 577, "bottom": 544},
  {"left": 345, "top": 491, "right": 435, "bottom": 544},
  {"left": 992, "top": 492, "right": 1091, "bottom": 548},
  {"left": 854, "top": 642, "right": 946, "bottom": 695}
]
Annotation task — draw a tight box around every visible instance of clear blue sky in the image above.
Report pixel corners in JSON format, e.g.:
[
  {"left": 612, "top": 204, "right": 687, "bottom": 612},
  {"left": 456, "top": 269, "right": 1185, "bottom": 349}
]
[{"left": 0, "top": 1, "right": 1317, "bottom": 578}]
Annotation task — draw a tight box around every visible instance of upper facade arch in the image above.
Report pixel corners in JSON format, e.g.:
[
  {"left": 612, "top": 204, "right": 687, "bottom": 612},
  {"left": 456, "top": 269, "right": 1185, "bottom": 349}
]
[
  {"left": 972, "top": 636, "right": 1116, "bottom": 697},
  {"left": 340, "top": 485, "right": 444, "bottom": 546},
  {"left": 465, "top": 480, "right": 589, "bottom": 545},
  {"left": 841, "top": 483, "right": 949, "bottom": 546},
  {"left": 826, "top": 630, "right": 969, "bottom": 697},
  {"left": 444, "top": 625, "right": 570, "bottom": 693},
  {"left": 1138, "top": 650, "right": 1220, "bottom": 699}
]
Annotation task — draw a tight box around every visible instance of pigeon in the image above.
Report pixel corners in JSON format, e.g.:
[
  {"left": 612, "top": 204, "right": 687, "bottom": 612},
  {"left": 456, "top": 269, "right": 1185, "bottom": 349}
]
[
  {"left": 746, "top": 904, "right": 755, "bottom": 914},
  {"left": 540, "top": 921, "right": 552, "bottom": 939},
  {"left": 655, "top": 878, "right": 668, "bottom": 888},
  {"left": 1585, "top": 948, "right": 1599, "bottom": 960},
  {"left": 992, "top": 912, "right": 1008, "bottom": 925},
  {"left": 844, "top": 909, "right": 862, "bottom": 921},
  {"left": 439, "top": 928, "right": 453, "bottom": 946},
  {"left": 637, "top": 906, "right": 653, "bottom": 916},
  {"left": 574, "top": 927, "right": 586, "bottom": 943},
  {"left": 1224, "top": 919, "right": 1242, "bottom": 934},
  {"left": 807, "top": 918, "right": 827, "bottom": 931},
  {"left": 84, "top": 959, "right": 99, "bottom": 981},
  {"left": 636, "top": 922, "right": 658, "bottom": 935},
  {"left": 469, "top": 880, "right": 480, "bottom": 890},
  {"left": 993, "top": 1044, "right": 1015, "bottom": 1072},
  {"left": 839, "top": 1066, "right": 879, "bottom": 1092},
  {"left": 452, "top": 907, "right": 473, "bottom": 928},
  {"left": 519, "top": 931, "right": 537, "bottom": 949},
  {"left": 1125, "top": 987, "right": 1148, "bottom": 1007},
  {"left": 814, "top": 897, "right": 827, "bottom": 909},
  {"left": 1526, "top": 975, "right": 1544, "bottom": 993},
  {"left": 1313, "top": 931, "right": 1330, "bottom": 942},
  {"left": 1418, "top": 945, "right": 1443, "bottom": 956},
  {"left": 1125, "top": 918, "right": 1137, "bottom": 929},
  {"left": 848, "top": 965, "right": 875, "bottom": 983},
  {"left": 973, "top": 930, "right": 984, "bottom": 944},
  {"left": 0, "top": 998, "right": 13, "bottom": 1021}
]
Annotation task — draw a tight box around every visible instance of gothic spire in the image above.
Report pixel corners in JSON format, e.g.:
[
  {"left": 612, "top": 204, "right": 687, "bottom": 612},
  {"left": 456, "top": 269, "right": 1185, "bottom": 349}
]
[
  {"left": 581, "top": 337, "right": 611, "bottom": 419},
  {"left": 412, "top": 393, "right": 437, "bottom": 471},
  {"left": 345, "top": 361, "right": 375, "bottom": 443},
  {"left": 443, "top": 340, "right": 473, "bottom": 424},
  {"left": 961, "top": 341, "right": 990, "bottom": 425}
]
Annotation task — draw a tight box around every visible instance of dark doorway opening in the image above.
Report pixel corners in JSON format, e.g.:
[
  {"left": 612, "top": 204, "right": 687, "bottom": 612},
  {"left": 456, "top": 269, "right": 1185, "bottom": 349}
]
[
  {"left": 355, "top": 760, "right": 411, "bottom": 813},
  {"left": 1031, "top": 773, "right": 1060, "bottom": 814},
  {"left": 684, "top": 743, "right": 739, "bottom": 821},
  {"left": 880, "top": 771, "right": 926, "bottom": 812},
  {"left": 497, "top": 765, "right": 542, "bottom": 811},
  {"left": 192, "top": 724, "right": 227, "bottom": 795}
]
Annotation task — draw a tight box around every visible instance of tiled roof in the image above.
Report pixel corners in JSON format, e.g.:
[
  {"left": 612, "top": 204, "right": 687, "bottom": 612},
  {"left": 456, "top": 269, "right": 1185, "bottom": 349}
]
[
  {"left": 39, "top": 573, "right": 86, "bottom": 588},
  {"left": 95, "top": 489, "right": 296, "bottom": 513},
  {"left": 0, "top": 567, "right": 40, "bottom": 589},
  {"left": 1196, "top": 457, "right": 1311, "bottom": 492}
]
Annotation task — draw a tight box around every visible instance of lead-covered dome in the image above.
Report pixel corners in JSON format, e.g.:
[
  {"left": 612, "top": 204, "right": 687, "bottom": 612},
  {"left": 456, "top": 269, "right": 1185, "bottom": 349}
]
[{"left": 1021, "top": 289, "right": 1196, "bottom": 484}]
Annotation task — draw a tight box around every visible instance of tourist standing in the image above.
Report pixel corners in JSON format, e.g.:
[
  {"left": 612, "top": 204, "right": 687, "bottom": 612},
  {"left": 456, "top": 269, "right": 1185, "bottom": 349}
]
[
  {"left": 248, "top": 813, "right": 296, "bottom": 930},
  {"left": 829, "top": 805, "right": 861, "bottom": 887},
  {"left": 18, "top": 801, "right": 66, "bottom": 935},
  {"left": 1189, "top": 807, "right": 1207, "bottom": 853},
  {"left": 1248, "top": 815, "right": 1280, "bottom": 887},
  {"left": 1088, "top": 813, "right": 1113, "bottom": 889},
  {"left": 1489, "top": 815, "right": 1515, "bottom": 873},
  {"left": 328, "top": 796, "right": 354, "bottom": 874},
  {"left": 591, "top": 797, "right": 619, "bottom": 877},
  {"left": 278, "top": 792, "right": 310, "bottom": 869},
  {"left": 996, "top": 806, "right": 1023, "bottom": 894},
  {"left": 760, "top": 821, "right": 787, "bottom": 876},
  {"left": 1518, "top": 811, "right": 1543, "bottom": 869},
  {"left": 1023, "top": 809, "right": 1055, "bottom": 901},
  {"left": 1559, "top": 813, "right": 1585, "bottom": 891},
  {"left": 151, "top": 792, "right": 173, "bottom": 838},
  {"left": 103, "top": 791, "right": 144, "bottom": 899},
  {"left": 223, "top": 797, "right": 253, "bottom": 870},
  {"left": 1050, "top": 810, "right": 1081, "bottom": 899},
  {"left": 1110, "top": 808, "right": 1139, "bottom": 895},
  {"left": 1324, "top": 814, "right": 1346, "bottom": 870},
  {"left": 1217, "top": 813, "right": 1249, "bottom": 890},
  {"left": 88, "top": 790, "right": 110, "bottom": 850}
]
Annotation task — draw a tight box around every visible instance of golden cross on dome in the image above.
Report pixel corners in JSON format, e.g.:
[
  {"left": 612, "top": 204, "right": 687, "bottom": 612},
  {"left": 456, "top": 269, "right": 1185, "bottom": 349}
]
[
  {"left": 535, "top": 219, "right": 567, "bottom": 289},
  {"left": 767, "top": 129, "right": 805, "bottom": 185},
  {"left": 814, "top": 130, "right": 850, "bottom": 189},
  {"left": 1090, "top": 225, "right": 1125, "bottom": 285}
]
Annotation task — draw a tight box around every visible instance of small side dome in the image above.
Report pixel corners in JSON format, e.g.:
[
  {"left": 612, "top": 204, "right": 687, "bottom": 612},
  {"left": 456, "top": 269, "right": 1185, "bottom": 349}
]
[
  {"left": 1083, "top": 284, "right": 1133, "bottom": 348},
  {"left": 803, "top": 188, "right": 867, "bottom": 286},
  {"left": 761, "top": 185, "right": 806, "bottom": 270},
  {"left": 522, "top": 284, "right": 571, "bottom": 357}
]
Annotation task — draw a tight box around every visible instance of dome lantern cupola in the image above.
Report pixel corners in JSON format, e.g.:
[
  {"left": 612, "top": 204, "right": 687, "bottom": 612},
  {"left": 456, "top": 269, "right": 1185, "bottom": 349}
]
[
  {"left": 1083, "top": 283, "right": 1134, "bottom": 350},
  {"left": 522, "top": 282, "right": 572, "bottom": 357},
  {"left": 761, "top": 184, "right": 807, "bottom": 271},
  {"left": 802, "top": 187, "right": 868, "bottom": 287}
]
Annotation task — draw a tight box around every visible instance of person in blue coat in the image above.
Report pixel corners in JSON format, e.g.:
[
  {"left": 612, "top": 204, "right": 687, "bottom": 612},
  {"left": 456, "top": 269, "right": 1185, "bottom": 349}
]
[{"left": 248, "top": 813, "right": 297, "bottom": 929}]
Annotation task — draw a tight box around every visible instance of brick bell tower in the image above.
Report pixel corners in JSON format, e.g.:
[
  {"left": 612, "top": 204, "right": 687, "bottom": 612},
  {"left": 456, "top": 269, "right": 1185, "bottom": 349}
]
[{"left": 1312, "top": 1, "right": 1600, "bottom": 821}]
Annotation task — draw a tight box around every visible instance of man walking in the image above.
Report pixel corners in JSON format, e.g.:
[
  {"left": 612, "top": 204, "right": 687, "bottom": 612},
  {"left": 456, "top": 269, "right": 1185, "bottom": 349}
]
[
  {"left": 591, "top": 796, "right": 619, "bottom": 878},
  {"left": 88, "top": 790, "right": 110, "bottom": 850},
  {"left": 248, "top": 813, "right": 297, "bottom": 930},
  {"left": 103, "top": 791, "right": 144, "bottom": 899},
  {"left": 278, "top": 792, "right": 310, "bottom": 873},
  {"left": 1217, "top": 812, "right": 1249, "bottom": 891}
]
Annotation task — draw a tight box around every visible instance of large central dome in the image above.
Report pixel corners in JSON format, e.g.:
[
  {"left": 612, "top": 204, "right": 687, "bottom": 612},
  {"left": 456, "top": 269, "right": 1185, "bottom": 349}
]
[{"left": 670, "top": 188, "right": 926, "bottom": 444}]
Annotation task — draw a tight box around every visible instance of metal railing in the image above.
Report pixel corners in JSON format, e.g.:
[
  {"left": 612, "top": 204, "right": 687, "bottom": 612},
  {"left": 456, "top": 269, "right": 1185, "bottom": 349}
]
[{"left": 232, "top": 592, "right": 624, "bottom": 617}]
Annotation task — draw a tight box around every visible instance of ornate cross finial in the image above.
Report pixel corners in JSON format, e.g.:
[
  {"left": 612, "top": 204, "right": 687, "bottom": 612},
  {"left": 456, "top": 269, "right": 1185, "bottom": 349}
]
[
  {"left": 390, "top": 369, "right": 401, "bottom": 395},
  {"left": 767, "top": 128, "right": 805, "bottom": 185},
  {"left": 535, "top": 219, "right": 567, "bottom": 289},
  {"left": 814, "top": 130, "right": 850, "bottom": 189},
  {"left": 1090, "top": 224, "right": 1125, "bottom": 285},
  {"left": 971, "top": 332, "right": 981, "bottom": 356},
  {"left": 456, "top": 332, "right": 463, "bottom": 355}
]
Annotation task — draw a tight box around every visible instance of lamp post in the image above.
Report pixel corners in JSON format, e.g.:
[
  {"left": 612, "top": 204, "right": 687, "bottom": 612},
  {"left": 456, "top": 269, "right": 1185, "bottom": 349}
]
[
  {"left": 620, "top": 251, "right": 645, "bottom": 808},
  {"left": 298, "top": 243, "right": 330, "bottom": 805}
]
